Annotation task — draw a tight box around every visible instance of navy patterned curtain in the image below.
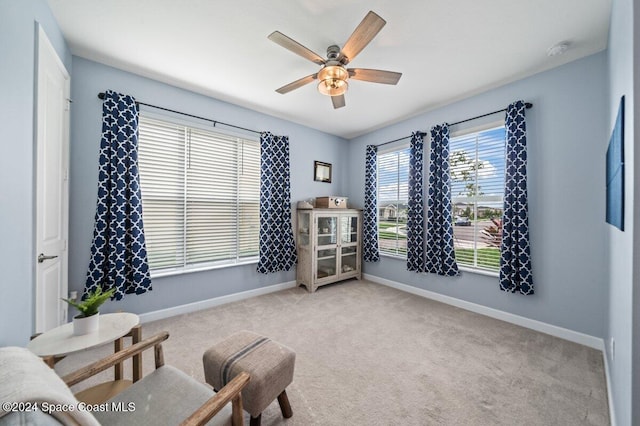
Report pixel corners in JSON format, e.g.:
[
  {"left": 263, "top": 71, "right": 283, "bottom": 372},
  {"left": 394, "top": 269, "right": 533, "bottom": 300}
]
[
  {"left": 500, "top": 101, "right": 533, "bottom": 294},
  {"left": 407, "top": 132, "right": 425, "bottom": 272},
  {"left": 425, "top": 124, "right": 459, "bottom": 276},
  {"left": 257, "top": 132, "right": 297, "bottom": 273},
  {"left": 363, "top": 145, "right": 380, "bottom": 262},
  {"left": 85, "top": 90, "right": 152, "bottom": 301}
]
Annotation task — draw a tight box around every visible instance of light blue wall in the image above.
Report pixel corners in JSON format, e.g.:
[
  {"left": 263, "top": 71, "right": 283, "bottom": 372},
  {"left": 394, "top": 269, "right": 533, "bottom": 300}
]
[
  {"left": 605, "top": 0, "right": 637, "bottom": 424},
  {"left": 69, "top": 57, "right": 348, "bottom": 316},
  {"left": 2, "top": 8, "right": 633, "bottom": 424},
  {"left": 0, "top": 0, "right": 71, "bottom": 346},
  {"left": 346, "top": 52, "right": 609, "bottom": 339}
]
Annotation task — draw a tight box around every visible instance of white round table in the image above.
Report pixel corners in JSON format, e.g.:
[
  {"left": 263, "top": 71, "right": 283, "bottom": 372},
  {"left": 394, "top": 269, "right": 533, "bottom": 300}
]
[
  {"left": 28, "top": 312, "right": 140, "bottom": 357},
  {"left": 27, "top": 312, "right": 142, "bottom": 404}
]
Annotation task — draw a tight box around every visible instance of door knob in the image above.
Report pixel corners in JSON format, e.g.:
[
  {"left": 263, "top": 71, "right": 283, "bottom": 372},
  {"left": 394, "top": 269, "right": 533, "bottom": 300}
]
[{"left": 37, "top": 253, "right": 58, "bottom": 263}]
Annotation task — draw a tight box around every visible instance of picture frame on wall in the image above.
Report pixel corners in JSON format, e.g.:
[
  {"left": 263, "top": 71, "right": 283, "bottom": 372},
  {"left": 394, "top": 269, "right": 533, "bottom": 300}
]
[
  {"left": 314, "top": 161, "right": 332, "bottom": 183},
  {"left": 606, "top": 95, "right": 624, "bottom": 231}
]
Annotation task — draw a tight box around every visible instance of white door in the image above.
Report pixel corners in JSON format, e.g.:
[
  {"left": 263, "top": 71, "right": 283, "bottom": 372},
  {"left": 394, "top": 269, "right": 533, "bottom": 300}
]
[{"left": 35, "top": 26, "right": 70, "bottom": 333}]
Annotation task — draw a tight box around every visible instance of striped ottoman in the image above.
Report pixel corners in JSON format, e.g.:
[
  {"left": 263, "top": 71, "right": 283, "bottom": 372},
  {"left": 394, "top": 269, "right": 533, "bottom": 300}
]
[{"left": 203, "top": 331, "right": 295, "bottom": 426}]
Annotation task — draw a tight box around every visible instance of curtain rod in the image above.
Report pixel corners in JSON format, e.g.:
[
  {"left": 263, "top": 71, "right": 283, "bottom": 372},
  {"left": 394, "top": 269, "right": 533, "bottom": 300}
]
[
  {"left": 449, "top": 102, "right": 533, "bottom": 127},
  {"left": 97, "top": 92, "right": 262, "bottom": 135},
  {"left": 375, "top": 132, "right": 427, "bottom": 148},
  {"left": 375, "top": 102, "right": 533, "bottom": 147}
]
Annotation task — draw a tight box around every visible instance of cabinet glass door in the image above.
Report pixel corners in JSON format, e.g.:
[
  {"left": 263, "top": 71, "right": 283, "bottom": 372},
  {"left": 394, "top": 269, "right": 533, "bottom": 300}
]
[
  {"left": 317, "top": 248, "right": 337, "bottom": 279},
  {"left": 340, "top": 245, "right": 358, "bottom": 274},
  {"left": 298, "top": 211, "right": 310, "bottom": 247},
  {"left": 339, "top": 214, "right": 359, "bottom": 275},
  {"left": 317, "top": 215, "right": 337, "bottom": 246},
  {"left": 340, "top": 215, "right": 358, "bottom": 244},
  {"left": 316, "top": 215, "right": 338, "bottom": 280}
]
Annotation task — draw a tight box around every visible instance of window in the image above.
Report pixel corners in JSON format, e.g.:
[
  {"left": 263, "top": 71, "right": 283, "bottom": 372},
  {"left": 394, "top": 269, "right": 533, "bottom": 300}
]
[
  {"left": 137, "top": 115, "right": 260, "bottom": 275},
  {"left": 377, "top": 146, "right": 410, "bottom": 257},
  {"left": 450, "top": 125, "right": 506, "bottom": 273}
]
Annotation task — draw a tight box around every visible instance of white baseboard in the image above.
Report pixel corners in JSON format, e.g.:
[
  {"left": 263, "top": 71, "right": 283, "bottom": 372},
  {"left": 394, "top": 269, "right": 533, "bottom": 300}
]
[
  {"left": 138, "top": 281, "right": 297, "bottom": 323},
  {"left": 602, "top": 349, "right": 617, "bottom": 426},
  {"left": 364, "top": 274, "right": 604, "bottom": 350}
]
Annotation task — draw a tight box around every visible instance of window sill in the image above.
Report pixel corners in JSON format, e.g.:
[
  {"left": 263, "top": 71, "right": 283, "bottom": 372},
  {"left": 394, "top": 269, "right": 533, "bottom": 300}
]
[
  {"left": 379, "top": 252, "right": 406, "bottom": 260},
  {"left": 150, "top": 257, "right": 259, "bottom": 279},
  {"left": 458, "top": 266, "right": 499, "bottom": 278},
  {"left": 377, "top": 254, "right": 499, "bottom": 278}
]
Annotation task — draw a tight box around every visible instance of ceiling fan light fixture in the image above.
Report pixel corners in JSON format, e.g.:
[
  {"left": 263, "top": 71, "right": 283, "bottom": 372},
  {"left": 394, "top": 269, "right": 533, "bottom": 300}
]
[
  {"left": 318, "top": 64, "right": 348, "bottom": 81},
  {"left": 318, "top": 78, "right": 348, "bottom": 96},
  {"left": 317, "top": 64, "right": 349, "bottom": 96}
]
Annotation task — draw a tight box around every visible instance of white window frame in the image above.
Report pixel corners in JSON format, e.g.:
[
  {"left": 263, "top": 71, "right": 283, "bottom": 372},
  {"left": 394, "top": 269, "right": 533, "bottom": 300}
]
[
  {"left": 450, "top": 120, "right": 505, "bottom": 276},
  {"left": 377, "top": 143, "right": 410, "bottom": 259},
  {"left": 137, "top": 111, "right": 261, "bottom": 278}
]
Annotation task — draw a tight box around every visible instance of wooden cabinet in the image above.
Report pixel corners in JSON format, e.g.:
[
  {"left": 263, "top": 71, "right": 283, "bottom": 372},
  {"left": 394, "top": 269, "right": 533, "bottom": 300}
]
[{"left": 296, "top": 208, "right": 362, "bottom": 293}]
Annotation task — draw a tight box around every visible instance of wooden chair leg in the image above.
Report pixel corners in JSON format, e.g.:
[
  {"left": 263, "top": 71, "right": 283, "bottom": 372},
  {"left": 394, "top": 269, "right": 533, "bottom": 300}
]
[
  {"left": 249, "top": 413, "right": 261, "bottom": 426},
  {"left": 277, "top": 389, "right": 293, "bottom": 418},
  {"left": 231, "top": 393, "right": 243, "bottom": 426},
  {"left": 130, "top": 325, "right": 142, "bottom": 382},
  {"left": 114, "top": 337, "right": 123, "bottom": 380}
]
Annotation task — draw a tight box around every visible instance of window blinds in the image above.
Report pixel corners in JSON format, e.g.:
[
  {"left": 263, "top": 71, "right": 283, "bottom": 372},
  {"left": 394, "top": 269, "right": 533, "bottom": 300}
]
[
  {"left": 138, "top": 116, "right": 260, "bottom": 273},
  {"left": 450, "top": 126, "right": 506, "bottom": 272},
  {"left": 377, "top": 146, "right": 410, "bottom": 256}
]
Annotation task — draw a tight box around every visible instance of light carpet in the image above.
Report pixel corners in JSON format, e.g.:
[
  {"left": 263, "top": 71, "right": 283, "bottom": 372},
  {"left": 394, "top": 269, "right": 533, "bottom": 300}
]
[{"left": 55, "top": 280, "right": 609, "bottom": 425}]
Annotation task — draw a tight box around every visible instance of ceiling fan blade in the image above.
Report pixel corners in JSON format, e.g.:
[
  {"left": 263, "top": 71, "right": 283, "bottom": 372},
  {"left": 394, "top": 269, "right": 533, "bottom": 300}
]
[
  {"left": 348, "top": 68, "right": 402, "bottom": 85},
  {"left": 268, "top": 31, "right": 326, "bottom": 65},
  {"left": 276, "top": 74, "right": 317, "bottom": 94},
  {"left": 339, "top": 11, "right": 386, "bottom": 64},
  {"left": 331, "top": 94, "right": 346, "bottom": 109}
]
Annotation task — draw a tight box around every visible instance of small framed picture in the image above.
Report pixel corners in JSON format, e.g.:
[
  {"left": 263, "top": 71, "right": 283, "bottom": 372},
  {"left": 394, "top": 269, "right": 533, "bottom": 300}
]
[{"left": 314, "top": 161, "right": 332, "bottom": 183}]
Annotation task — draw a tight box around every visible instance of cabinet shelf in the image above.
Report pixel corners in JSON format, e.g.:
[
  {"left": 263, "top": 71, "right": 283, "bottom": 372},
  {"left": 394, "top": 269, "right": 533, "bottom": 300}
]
[{"left": 317, "top": 256, "right": 336, "bottom": 261}]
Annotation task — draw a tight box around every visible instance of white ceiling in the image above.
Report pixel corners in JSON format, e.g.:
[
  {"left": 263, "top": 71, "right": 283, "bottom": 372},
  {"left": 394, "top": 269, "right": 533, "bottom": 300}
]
[{"left": 47, "top": 0, "right": 611, "bottom": 139}]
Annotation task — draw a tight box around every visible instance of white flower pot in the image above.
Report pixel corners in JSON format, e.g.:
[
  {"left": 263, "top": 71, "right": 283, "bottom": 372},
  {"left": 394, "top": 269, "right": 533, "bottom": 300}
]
[{"left": 73, "top": 313, "right": 100, "bottom": 336}]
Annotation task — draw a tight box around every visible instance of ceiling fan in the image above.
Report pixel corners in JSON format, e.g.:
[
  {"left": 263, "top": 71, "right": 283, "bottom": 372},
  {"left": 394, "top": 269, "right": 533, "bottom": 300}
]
[{"left": 268, "top": 11, "right": 402, "bottom": 109}]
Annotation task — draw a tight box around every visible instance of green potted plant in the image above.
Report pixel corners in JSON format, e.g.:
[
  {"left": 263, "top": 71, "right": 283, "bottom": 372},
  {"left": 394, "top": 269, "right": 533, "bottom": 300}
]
[{"left": 62, "top": 287, "right": 115, "bottom": 335}]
